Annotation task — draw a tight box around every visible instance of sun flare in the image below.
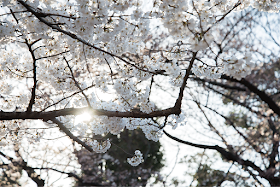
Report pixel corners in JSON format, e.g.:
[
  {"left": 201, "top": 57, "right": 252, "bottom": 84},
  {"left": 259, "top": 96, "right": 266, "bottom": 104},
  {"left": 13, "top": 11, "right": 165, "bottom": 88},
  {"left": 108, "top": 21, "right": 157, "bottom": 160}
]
[{"left": 75, "top": 112, "right": 92, "bottom": 124}]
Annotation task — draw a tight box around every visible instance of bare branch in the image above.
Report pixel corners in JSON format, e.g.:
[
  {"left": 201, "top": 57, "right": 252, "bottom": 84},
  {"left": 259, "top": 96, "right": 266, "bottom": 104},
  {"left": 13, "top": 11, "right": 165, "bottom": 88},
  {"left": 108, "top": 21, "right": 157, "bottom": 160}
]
[
  {"left": 163, "top": 130, "right": 267, "bottom": 178},
  {"left": 25, "top": 39, "right": 38, "bottom": 113},
  {"left": 222, "top": 75, "right": 280, "bottom": 116},
  {"left": 174, "top": 52, "right": 197, "bottom": 110},
  {"left": 63, "top": 56, "right": 91, "bottom": 107},
  {"left": 49, "top": 118, "right": 94, "bottom": 152}
]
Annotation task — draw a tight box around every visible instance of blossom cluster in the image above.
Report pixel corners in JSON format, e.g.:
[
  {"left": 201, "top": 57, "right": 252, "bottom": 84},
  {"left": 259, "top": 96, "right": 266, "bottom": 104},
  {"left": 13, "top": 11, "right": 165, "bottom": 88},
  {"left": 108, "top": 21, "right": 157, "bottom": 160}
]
[
  {"left": 0, "top": 120, "right": 45, "bottom": 146},
  {"left": 222, "top": 53, "right": 254, "bottom": 80},
  {"left": 88, "top": 139, "right": 111, "bottom": 153},
  {"left": 127, "top": 150, "right": 144, "bottom": 167},
  {"left": 192, "top": 53, "right": 254, "bottom": 80}
]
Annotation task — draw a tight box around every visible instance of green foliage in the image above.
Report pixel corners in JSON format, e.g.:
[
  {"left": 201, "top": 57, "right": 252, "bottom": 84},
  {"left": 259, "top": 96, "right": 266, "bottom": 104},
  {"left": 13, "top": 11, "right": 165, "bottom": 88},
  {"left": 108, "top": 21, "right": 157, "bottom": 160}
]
[
  {"left": 106, "top": 128, "right": 164, "bottom": 171},
  {"left": 226, "top": 111, "right": 254, "bottom": 128},
  {"left": 193, "top": 163, "right": 252, "bottom": 187},
  {"left": 76, "top": 128, "right": 164, "bottom": 186},
  {"left": 181, "top": 153, "right": 253, "bottom": 187}
]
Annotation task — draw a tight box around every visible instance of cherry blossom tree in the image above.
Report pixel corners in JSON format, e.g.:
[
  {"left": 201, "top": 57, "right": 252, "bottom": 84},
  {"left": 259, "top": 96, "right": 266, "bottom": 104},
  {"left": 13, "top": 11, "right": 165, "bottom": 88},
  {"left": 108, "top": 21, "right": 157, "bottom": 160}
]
[
  {"left": 0, "top": 0, "right": 280, "bottom": 186},
  {"left": 163, "top": 8, "right": 280, "bottom": 186}
]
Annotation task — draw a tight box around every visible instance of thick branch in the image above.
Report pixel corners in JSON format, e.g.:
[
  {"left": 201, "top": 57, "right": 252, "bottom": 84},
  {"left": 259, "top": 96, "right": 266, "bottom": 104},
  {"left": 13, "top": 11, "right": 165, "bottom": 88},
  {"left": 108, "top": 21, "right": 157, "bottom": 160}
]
[
  {"left": 163, "top": 130, "right": 266, "bottom": 177},
  {"left": 174, "top": 52, "right": 197, "bottom": 110},
  {"left": 206, "top": 84, "right": 262, "bottom": 116},
  {"left": 268, "top": 136, "right": 279, "bottom": 171},
  {"left": 192, "top": 77, "right": 247, "bottom": 92},
  {"left": 0, "top": 105, "right": 183, "bottom": 120},
  {"left": 26, "top": 39, "right": 38, "bottom": 112},
  {"left": 222, "top": 75, "right": 280, "bottom": 116}
]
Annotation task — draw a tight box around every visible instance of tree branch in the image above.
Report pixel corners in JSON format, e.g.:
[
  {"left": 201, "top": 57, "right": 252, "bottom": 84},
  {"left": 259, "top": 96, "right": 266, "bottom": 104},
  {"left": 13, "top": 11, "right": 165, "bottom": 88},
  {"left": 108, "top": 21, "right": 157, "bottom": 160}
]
[
  {"left": 195, "top": 101, "right": 229, "bottom": 146},
  {"left": 63, "top": 56, "right": 91, "bottom": 107},
  {"left": 222, "top": 75, "right": 280, "bottom": 116},
  {"left": 174, "top": 52, "right": 197, "bottom": 110},
  {"left": 17, "top": 0, "right": 163, "bottom": 76},
  {"left": 31, "top": 167, "right": 102, "bottom": 186},
  {"left": 192, "top": 77, "right": 247, "bottom": 92},
  {"left": 0, "top": 105, "right": 185, "bottom": 120},
  {"left": 25, "top": 39, "right": 40, "bottom": 112},
  {"left": 0, "top": 150, "right": 45, "bottom": 187},
  {"left": 201, "top": 103, "right": 266, "bottom": 155},
  {"left": 50, "top": 118, "right": 94, "bottom": 152},
  {"left": 206, "top": 84, "right": 262, "bottom": 116},
  {"left": 163, "top": 130, "right": 266, "bottom": 178}
]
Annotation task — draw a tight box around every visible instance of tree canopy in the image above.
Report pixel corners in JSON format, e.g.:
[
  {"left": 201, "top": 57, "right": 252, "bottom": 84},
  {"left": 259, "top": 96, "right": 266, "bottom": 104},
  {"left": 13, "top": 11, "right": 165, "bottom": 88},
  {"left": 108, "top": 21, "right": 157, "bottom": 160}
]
[{"left": 0, "top": 0, "right": 280, "bottom": 186}]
